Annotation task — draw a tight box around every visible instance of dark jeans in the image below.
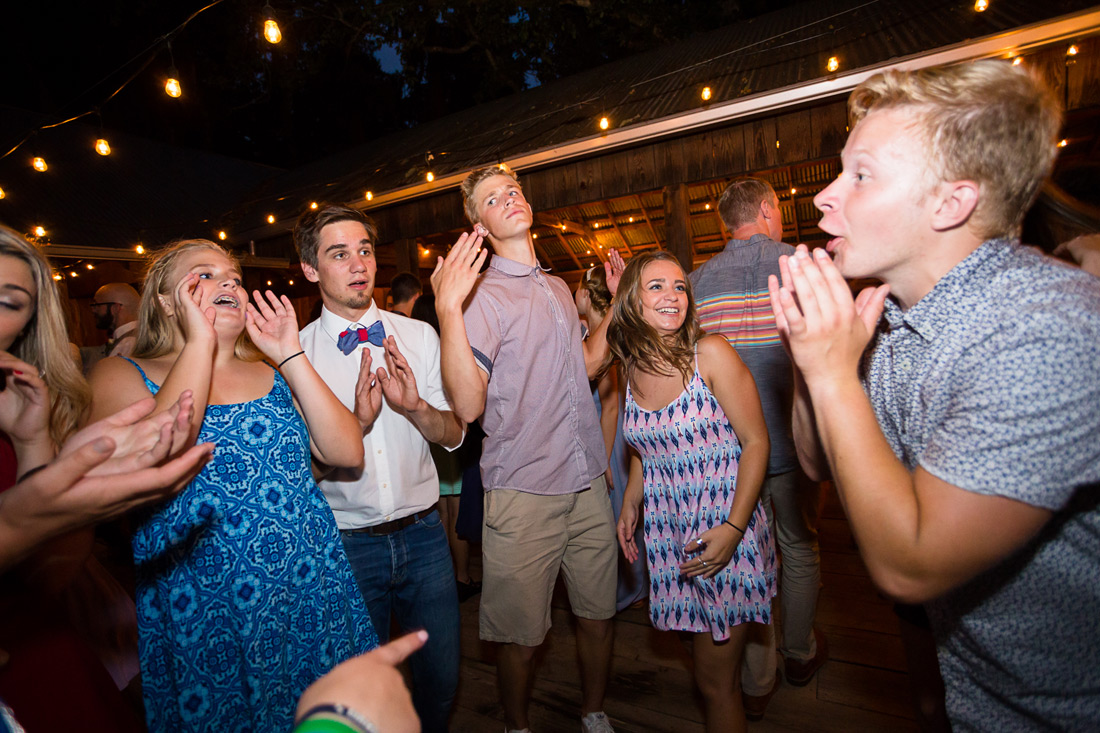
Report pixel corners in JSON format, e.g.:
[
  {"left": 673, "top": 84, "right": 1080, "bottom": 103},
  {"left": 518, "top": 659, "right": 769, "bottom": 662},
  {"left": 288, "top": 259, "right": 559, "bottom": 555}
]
[{"left": 341, "top": 510, "right": 460, "bottom": 733}]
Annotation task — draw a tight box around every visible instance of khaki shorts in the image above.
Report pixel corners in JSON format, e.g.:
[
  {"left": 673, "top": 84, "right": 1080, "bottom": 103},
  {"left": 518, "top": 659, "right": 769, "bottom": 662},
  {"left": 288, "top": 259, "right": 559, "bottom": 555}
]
[{"left": 480, "top": 477, "right": 617, "bottom": 646}]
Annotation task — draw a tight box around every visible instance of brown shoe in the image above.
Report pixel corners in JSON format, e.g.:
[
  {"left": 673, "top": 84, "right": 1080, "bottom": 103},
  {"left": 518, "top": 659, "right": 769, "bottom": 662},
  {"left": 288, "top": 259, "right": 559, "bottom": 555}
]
[
  {"left": 742, "top": 674, "right": 781, "bottom": 722},
  {"left": 785, "top": 628, "right": 829, "bottom": 687}
]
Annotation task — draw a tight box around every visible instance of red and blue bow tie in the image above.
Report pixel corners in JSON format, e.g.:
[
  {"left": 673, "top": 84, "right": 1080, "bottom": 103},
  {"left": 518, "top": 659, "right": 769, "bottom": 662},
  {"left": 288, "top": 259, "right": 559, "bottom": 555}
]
[{"left": 337, "top": 320, "right": 385, "bottom": 355}]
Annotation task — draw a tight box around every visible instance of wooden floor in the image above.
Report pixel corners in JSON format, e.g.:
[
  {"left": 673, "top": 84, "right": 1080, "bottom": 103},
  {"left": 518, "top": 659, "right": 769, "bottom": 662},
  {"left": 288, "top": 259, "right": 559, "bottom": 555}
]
[{"left": 448, "top": 486, "right": 919, "bottom": 732}]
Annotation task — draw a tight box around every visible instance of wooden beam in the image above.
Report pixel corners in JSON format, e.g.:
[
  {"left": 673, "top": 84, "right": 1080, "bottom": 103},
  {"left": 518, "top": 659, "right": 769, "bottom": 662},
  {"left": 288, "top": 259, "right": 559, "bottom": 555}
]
[
  {"left": 663, "top": 183, "right": 693, "bottom": 275},
  {"left": 634, "top": 195, "right": 661, "bottom": 248},
  {"left": 531, "top": 236, "right": 559, "bottom": 269},
  {"left": 549, "top": 228, "right": 584, "bottom": 270},
  {"left": 604, "top": 206, "right": 636, "bottom": 258}
]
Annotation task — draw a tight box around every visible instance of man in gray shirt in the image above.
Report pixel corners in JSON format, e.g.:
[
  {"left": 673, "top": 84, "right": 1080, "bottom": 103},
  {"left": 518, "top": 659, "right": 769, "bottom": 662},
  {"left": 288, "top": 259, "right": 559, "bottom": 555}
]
[{"left": 689, "top": 178, "right": 826, "bottom": 720}]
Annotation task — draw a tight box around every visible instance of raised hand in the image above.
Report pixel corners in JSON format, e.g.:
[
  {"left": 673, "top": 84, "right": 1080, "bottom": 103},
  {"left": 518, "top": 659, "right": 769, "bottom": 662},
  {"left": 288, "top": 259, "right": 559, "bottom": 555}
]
[
  {"left": 768, "top": 246, "right": 889, "bottom": 389},
  {"left": 377, "top": 336, "right": 424, "bottom": 413},
  {"left": 604, "top": 247, "right": 627, "bottom": 296},
  {"left": 174, "top": 273, "right": 217, "bottom": 344},
  {"left": 245, "top": 290, "right": 303, "bottom": 363},
  {"left": 0, "top": 351, "right": 51, "bottom": 451},
  {"left": 431, "top": 231, "right": 487, "bottom": 317},
  {"left": 58, "top": 391, "right": 198, "bottom": 477},
  {"left": 353, "top": 349, "right": 383, "bottom": 430}
]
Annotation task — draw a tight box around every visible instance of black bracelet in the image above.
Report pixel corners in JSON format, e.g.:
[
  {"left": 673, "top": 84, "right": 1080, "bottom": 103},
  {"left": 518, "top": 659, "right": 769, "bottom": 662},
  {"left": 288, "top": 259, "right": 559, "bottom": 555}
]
[
  {"left": 16, "top": 464, "right": 48, "bottom": 483},
  {"left": 278, "top": 350, "right": 306, "bottom": 369},
  {"left": 724, "top": 519, "right": 745, "bottom": 534}
]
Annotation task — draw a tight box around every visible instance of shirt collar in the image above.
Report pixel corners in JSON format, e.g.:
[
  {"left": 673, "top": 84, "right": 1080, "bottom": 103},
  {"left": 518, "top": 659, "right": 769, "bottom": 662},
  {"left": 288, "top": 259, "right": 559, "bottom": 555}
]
[
  {"left": 883, "top": 238, "right": 1012, "bottom": 340},
  {"left": 112, "top": 320, "right": 137, "bottom": 339},
  {"left": 489, "top": 253, "right": 550, "bottom": 277},
  {"left": 723, "top": 233, "right": 773, "bottom": 251},
  {"left": 318, "top": 300, "right": 381, "bottom": 342}
]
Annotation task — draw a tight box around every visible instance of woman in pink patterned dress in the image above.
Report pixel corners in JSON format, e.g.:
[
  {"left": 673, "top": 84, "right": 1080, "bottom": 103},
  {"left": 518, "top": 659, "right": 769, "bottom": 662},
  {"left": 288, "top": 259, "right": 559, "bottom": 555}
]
[{"left": 608, "top": 251, "right": 776, "bottom": 733}]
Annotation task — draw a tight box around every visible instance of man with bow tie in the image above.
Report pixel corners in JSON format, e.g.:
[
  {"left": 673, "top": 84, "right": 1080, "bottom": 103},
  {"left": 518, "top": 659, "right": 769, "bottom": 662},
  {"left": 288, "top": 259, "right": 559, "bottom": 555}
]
[{"left": 294, "top": 203, "right": 465, "bottom": 733}]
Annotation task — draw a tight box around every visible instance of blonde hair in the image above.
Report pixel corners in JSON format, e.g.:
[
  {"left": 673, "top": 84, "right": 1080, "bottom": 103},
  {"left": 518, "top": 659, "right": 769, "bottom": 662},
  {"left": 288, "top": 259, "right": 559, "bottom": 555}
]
[
  {"left": 133, "top": 239, "right": 262, "bottom": 361},
  {"left": 461, "top": 167, "right": 519, "bottom": 225},
  {"left": 0, "top": 225, "right": 90, "bottom": 444},
  {"left": 849, "top": 60, "right": 1061, "bottom": 240},
  {"left": 608, "top": 251, "right": 705, "bottom": 391}
]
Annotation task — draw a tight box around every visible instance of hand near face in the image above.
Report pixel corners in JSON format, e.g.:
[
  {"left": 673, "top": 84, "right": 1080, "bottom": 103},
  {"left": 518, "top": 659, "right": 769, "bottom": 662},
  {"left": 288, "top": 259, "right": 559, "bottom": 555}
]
[
  {"left": 431, "top": 231, "right": 487, "bottom": 316},
  {"left": 376, "top": 336, "right": 424, "bottom": 413},
  {"left": 768, "top": 245, "right": 890, "bottom": 389},
  {"left": 604, "top": 248, "right": 627, "bottom": 297},
  {"left": 245, "top": 290, "right": 302, "bottom": 363},
  {"left": 0, "top": 351, "right": 51, "bottom": 449},
  {"left": 174, "top": 273, "right": 218, "bottom": 344},
  {"left": 353, "top": 349, "right": 383, "bottom": 430}
]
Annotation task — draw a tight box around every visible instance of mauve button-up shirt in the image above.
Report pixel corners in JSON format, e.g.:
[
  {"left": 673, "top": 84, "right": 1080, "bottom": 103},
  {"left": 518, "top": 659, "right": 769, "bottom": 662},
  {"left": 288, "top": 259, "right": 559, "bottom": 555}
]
[{"left": 463, "top": 254, "right": 606, "bottom": 495}]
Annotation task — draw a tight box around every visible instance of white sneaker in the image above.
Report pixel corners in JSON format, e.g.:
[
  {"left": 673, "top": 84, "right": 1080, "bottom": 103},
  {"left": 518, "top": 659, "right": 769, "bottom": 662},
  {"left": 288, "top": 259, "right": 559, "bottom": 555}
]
[{"left": 581, "top": 711, "right": 615, "bottom": 733}]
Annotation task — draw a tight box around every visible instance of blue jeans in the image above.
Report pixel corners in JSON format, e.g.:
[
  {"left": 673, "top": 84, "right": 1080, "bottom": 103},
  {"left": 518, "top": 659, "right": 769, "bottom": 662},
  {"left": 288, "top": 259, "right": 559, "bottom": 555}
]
[{"left": 341, "top": 510, "right": 460, "bottom": 733}]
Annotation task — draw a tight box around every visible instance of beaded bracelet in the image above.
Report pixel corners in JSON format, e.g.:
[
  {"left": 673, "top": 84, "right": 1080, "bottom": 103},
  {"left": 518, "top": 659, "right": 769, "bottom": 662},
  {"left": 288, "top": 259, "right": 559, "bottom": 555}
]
[
  {"left": 724, "top": 519, "right": 745, "bottom": 534},
  {"left": 278, "top": 350, "right": 306, "bottom": 369},
  {"left": 294, "top": 703, "right": 379, "bottom": 733}
]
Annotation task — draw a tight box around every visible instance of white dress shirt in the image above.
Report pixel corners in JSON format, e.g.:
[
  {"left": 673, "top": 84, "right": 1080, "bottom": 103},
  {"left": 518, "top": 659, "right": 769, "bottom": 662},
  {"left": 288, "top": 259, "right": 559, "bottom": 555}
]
[{"left": 300, "top": 302, "right": 458, "bottom": 529}]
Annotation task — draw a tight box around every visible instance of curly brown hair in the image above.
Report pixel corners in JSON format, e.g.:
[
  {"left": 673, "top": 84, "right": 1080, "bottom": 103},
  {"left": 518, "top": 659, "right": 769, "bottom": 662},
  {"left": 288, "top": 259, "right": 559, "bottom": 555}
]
[{"left": 607, "top": 251, "right": 704, "bottom": 393}]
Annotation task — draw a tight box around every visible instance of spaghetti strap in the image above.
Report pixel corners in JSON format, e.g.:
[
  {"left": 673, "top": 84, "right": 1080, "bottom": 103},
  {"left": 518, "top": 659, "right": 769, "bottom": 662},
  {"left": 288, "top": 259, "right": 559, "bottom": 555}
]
[{"left": 119, "top": 356, "right": 160, "bottom": 394}]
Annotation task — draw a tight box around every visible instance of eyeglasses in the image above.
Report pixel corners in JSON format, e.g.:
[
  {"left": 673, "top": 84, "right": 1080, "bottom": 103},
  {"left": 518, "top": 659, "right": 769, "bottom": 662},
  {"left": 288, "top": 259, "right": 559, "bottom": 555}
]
[{"left": 90, "top": 301, "right": 120, "bottom": 309}]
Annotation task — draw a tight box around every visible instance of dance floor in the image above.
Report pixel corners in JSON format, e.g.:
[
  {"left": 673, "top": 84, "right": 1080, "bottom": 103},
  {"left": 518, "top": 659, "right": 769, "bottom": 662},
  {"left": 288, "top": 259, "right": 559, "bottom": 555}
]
[{"left": 449, "top": 484, "right": 918, "bottom": 732}]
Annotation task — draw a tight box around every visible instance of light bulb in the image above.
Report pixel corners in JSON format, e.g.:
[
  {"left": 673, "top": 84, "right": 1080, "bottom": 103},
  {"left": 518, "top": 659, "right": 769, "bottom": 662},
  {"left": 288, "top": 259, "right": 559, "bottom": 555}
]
[
  {"left": 1057, "top": 139, "right": 1068, "bottom": 148},
  {"left": 599, "top": 117, "right": 610, "bottom": 131},
  {"left": 264, "top": 19, "right": 282, "bottom": 44},
  {"left": 95, "top": 138, "right": 111, "bottom": 156},
  {"left": 266, "top": 280, "right": 273, "bottom": 287},
  {"left": 701, "top": 86, "right": 712, "bottom": 101},
  {"left": 0, "top": 187, "right": 5, "bottom": 199},
  {"left": 974, "top": 0, "right": 988, "bottom": 11},
  {"left": 165, "top": 73, "right": 182, "bottom": 98},
  {"left": 365, "top": 191, "right": 374, "bottom": 201},
  {"left": 135, "top": 244, "right": 145, "bottom": 254},
  {"left": 86, "top": 263, "right": 95, "bottom": 270},
  {"left": 218, "top": 231, "right": 227, "bottom": 240},
  {"left": 426, "top": 171, "right": 435, "bottom": 182},
  {"left": 288, "top": 279, "right": 294, "bottom": 285},
  {"left": 34, "top": 226, "right": 46, "bottom": 237},
  {"left": 70, "top": 271, "right": 78, "bottom": 278},
  {"left": 310, "top": 202, "right": 318, "bottom": 209},
  {"left": 705, "top": 203, "right": 711, "bottom": 210},
  {"left": 267, "top": 214, "right": 275, "bottom": 224},
  {"left": 32, "top": 157, "right": 47, "bottom": 172},
  {"left": 1067, "top": 45, "right": 1079, "bottom": 57},
  {"left": 53, "top": 273, "right": 62, "bottom": 281},
  {"left": 827, "top": 56, "right": 840, "bottom": 73}
]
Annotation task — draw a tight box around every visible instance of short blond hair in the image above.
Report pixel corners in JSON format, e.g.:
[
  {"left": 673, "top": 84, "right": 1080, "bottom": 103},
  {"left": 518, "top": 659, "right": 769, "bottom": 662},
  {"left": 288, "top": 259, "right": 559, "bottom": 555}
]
[
  {"left": 850, "top": 60, "right": 1061, "bottom": 240},
  {"left": 461, "top": 167, "right": 519, "bottom": 225}
]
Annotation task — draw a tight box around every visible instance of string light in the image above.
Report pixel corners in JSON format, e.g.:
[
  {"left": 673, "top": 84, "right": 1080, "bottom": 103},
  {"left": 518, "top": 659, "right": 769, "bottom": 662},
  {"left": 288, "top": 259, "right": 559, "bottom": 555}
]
[
  {"left": 0, "top": 187, "right": 5, "bottom": 199},
  {"left": 262, "top": 2, "right": 282, "bottom": 44},
  {"left": 288, "top": 279, "right": 294, "bottom": 285},
  {"left": 532, "top": 233, "right": 538, "bottom": 239},
  {"left": 704, "top": 203, "right": 711, "bottom": 210},
  {"left": 32, "top": 157, "right": 47, "bottom": 172},
  {"left": 599, "top": 117, "right": 610, "bottom": 131},
  {"left": 498, "top": 163, "right": 508, "bottom": 170},
  {"left": 791, "top": 187, "right": 797, "bottom": 195},
  {"left": 974, "top": 0, "right": 988, "bottom": 11},
  {"left": 218, "top": 231, "right": 227, "bottom": 240},
  {"left": 628, "top": 217, "right": 633, "bottom": 223},
  {"left": 426, "top": 171, "right": 435, "bottom": 182},
  {"left": 593, "top": 222, "right": 599, "bottom": 228},
  {"left": 827, "top": 56, "right": 840, "bottom": 73},
  {"left": 776, "top": 140, "right": 781, "bottom": 149},
  {"left": 1057, "top": 139, "right": 1068, "bottom": 147},
  {"left": 95, "top": 138, "right": 111, "bottom": 156},
  {"left": 1012, "top": 56, "right": 1023, "bottom": 66},
  {"left": 86, "top": 263, "right": 95, "bottom": 270},
  {"left": 33, "top": 226, "right": 45, "bottom": 237},
  {"left": 135, "top": 244, "right": 145, "bottom": 254},
  {"left": 701, "top": 86, "right": 712, "bottom": 101},
  {"left": 1067, "top": 45, "right": 1079, "bottom": 57},
  {"left": 266, "top": 214, "right": 275, "bottom": 224},
  {"left": 365, "top": 191, "right": 374, "bottom": 201},
  {"left": 266, "top": 280, "right": 273, "bottom": 286},
  {"left": 165, "top": 42, "right": 182, "bottom": 98},
  {"left": 53, "top": 273, "right": 62, "bottom": 281},
  {"left": 310, "top": 202, "right": 318, "bottom": 209},
  {"left": 69, "top": 271, "right": 78, "bottom": 278}
]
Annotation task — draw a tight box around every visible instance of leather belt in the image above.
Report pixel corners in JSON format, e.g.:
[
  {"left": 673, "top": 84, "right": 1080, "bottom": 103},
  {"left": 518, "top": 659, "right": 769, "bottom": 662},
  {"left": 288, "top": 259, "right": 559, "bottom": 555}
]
[{"left": 344, "top": 504, "right": 437, "bottom": 536}]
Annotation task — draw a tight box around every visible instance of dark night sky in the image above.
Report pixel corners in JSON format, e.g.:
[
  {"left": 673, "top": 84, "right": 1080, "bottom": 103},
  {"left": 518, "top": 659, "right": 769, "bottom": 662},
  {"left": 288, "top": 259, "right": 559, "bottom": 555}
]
[{"left": 1, "top": 0, "right": 799, "bottom": 168}]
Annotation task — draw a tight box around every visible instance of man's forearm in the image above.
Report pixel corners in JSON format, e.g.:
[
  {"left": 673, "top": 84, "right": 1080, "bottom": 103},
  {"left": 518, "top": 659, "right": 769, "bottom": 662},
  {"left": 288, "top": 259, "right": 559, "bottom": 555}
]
[
  {"left": 406, "top": 403, "right": 464, "bottom": 449},
  {"left": 437, "top": 308, "right": 487, "bottom": 423}
]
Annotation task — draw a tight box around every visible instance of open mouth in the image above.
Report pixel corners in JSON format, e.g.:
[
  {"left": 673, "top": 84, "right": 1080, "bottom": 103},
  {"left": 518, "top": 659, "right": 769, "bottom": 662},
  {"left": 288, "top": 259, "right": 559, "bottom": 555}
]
[
  {"left": 656, "top": 307, "right": 680, "bottom": 315},
  {"left": 348, "top": 279, "right": 370, "bottom": 289},
  {"left": 212, "top": 294, "right": 239, "bottom": 308}
]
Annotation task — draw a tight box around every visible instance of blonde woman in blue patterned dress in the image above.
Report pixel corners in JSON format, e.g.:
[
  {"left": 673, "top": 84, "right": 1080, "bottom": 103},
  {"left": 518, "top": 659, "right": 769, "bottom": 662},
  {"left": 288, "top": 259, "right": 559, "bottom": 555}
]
[
  {"left": 88, "top": 240, "right": 377, "bottom": 731},
  {"left": 608, "top": 251, "right": 776, "bottom": 733}
]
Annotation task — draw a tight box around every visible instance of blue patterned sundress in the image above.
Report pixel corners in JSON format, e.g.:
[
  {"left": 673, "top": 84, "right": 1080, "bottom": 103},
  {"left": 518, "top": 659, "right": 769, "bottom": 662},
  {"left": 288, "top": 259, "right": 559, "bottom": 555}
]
[
  {"left": 622, "top": 360, "right": 776, "bottom": 641},
  {"left": 125, "top": 359, "right": 378, "bottom": 732}
]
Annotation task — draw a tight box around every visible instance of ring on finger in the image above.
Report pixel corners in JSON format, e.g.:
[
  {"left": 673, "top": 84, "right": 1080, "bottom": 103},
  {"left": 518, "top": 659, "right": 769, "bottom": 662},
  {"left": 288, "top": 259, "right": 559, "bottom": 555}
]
[{"left": 699, "top": 559, "right": 707, "bottom": 567}]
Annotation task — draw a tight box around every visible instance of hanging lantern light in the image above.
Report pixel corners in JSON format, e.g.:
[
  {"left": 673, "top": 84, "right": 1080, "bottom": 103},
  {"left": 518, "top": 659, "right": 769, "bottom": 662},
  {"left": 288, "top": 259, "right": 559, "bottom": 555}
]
[
  {"left": 32, "top": 157, "right": 47, "bottom": 172},
  {"left": 263, "top": 3, "right": 282, "bottom": 44},
  {"left": 95, "top": 138, "right": 111, "bottom": 156}
]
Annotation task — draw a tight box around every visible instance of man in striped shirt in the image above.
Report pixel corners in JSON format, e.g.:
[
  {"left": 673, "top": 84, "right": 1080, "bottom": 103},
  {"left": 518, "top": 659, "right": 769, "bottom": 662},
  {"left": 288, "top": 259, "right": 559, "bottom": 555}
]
[{"left": 689, "top": 178, "right": 827, "bottom": 721}]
